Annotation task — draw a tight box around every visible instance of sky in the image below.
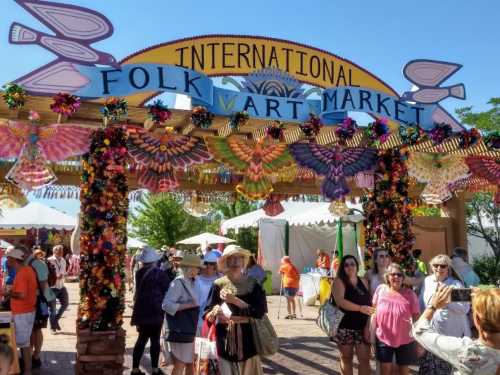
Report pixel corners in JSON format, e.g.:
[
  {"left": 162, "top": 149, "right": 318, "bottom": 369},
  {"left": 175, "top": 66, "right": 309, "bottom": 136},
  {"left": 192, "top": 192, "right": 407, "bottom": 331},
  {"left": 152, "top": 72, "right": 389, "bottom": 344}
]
[{"left": 1, "top": 0, "right": 499, "bottom": 216}]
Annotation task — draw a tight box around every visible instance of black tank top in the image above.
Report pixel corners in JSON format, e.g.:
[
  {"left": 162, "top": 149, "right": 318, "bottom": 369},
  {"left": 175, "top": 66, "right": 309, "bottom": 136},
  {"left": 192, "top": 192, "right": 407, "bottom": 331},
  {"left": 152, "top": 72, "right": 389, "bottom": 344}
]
[{"left": 338, "top": 277, "right": 371, "bottom": 330}]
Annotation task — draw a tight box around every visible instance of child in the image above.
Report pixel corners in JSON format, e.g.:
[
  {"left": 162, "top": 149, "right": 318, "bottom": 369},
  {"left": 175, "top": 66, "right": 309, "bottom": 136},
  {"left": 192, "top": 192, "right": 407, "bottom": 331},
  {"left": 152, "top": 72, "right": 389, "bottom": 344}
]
[{"left": 0, "top": 334, "right": 13, "bottom": 375}]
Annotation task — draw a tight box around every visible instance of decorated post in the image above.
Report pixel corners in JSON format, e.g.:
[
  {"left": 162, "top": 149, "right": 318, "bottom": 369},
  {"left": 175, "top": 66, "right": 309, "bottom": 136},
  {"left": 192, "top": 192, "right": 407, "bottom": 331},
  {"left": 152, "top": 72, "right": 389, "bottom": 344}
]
[
  {"left": 362, "top": 148, "right": 415, "bottom": 267},
  {"left": 76, "top": 126, "right": 128, "bottom": 375}
]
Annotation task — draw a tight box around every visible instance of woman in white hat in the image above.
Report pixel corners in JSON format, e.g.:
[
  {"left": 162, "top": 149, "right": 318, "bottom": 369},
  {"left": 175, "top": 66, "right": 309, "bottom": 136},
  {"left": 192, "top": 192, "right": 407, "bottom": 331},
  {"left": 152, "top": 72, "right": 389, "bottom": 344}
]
[
  {"left": 131, "top": 247, "right": 171, "bottom": 375},
  {"left": 204, "top": 245, "right": 267, "bottom": 375},
  {"left": 162, "top": 253, "right": 203, "bottom": 375}
]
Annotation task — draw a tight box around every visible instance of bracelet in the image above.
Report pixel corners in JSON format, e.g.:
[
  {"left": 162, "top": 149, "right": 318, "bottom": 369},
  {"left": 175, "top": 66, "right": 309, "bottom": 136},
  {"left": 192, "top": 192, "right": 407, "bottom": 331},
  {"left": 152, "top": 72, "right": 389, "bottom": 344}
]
[{"left": 428, "top": 305, "right": 437, "bottom": 311}]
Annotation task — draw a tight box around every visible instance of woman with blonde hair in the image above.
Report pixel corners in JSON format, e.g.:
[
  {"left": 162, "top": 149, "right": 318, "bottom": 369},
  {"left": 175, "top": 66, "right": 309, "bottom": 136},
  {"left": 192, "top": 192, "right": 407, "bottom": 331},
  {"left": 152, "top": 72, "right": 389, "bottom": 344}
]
[
  {"left": 413, "top": 287, "right": 500, "bottom": 374},
  {"left": 204, "top": 245, "right": 267, "bottom": 375},
  {"left": 365, "top": 248, "right": 391, "bottom": 294},
  {"left": 418, "top": 254, "right": 470, "bottom": 375},
  {"left": 372, "top": 263, "right": 420, "bottom": 375}
]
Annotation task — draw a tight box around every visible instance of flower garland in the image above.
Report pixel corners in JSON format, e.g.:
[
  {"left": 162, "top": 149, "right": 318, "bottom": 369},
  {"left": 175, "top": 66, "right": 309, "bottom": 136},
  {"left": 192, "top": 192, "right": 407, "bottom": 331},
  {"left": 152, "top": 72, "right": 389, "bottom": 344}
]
[
  {"left": 265, "top": 120, "right": 285, "bottom": 141},
  {"left": 2, "top": 83, "right": 26, "bottom": 109},
  {"left": 484, "top": 131, "right": 500, "bottom": 150},
  {"left": 50, "top": 92, "right": 81, "bottom": 118},
  {"left": 78, "top": 127, "right": 128, "bottom": 331},
  {"left": 399, "top": 123, "right": 426, "bottom": 146},
  {"left": 365, "top": 118, "right": 390, "bottom": 146},
  {"left": 229, "top": 111, "right": 250, "bottom": 131},
  {"left": 191, "top": 106, "right": 213, "bottom": 128},
  {"left": 299, "top": 113, "right": 323, "bottom": 139},
  {"left": 101, "top": 97, "right": 128, "bottom": 123},
  {"left": 147, "top": 99, "right": 172, "bottom": 124},
  {"left": 335, "top": 117, "right": 358, "bottom": 145},
  {"left": 458, "top": 128, "right": 481, "bottom": 149},
  {"left": 428, "top": 123, "right": 453, "bottom": 145},
  {"left": 362, "top": 149, "right": 415, "bottom": 268}
]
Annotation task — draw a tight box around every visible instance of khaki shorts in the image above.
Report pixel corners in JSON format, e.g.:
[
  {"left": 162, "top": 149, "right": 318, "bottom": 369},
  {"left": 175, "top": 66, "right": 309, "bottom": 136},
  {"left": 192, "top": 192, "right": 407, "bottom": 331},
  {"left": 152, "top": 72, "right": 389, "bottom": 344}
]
[{"left": 13, "top": 311, "right": 35, "bottom": 348}]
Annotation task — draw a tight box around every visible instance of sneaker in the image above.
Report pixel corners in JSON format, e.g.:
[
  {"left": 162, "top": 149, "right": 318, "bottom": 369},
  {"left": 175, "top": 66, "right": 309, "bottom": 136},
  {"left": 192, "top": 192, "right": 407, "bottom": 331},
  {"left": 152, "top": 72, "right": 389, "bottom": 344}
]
[
  {"left": 291, "top": 314, "right": 297, "bottom": 319},
  {"left": 131, "top": 370, "right": 146, "bottom": 375},
  {"left": 284, "top": 315, "right": 291, "bottom": 319},
  {"left": 152, "top": 369, "right": 165, "bottom": 375},
  {"left": 32, "top": 357, "right": 42, "bottom": 369},
  {"left": 56, "top": 321, "right": 62, "bottom": 331}
]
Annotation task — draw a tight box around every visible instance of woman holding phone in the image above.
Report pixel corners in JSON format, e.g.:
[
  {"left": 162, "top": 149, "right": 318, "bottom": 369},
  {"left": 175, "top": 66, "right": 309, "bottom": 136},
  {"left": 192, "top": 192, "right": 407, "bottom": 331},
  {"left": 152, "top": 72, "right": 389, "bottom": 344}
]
[{"left": 418, "top": 254, "right": 470, "bottom": 375}]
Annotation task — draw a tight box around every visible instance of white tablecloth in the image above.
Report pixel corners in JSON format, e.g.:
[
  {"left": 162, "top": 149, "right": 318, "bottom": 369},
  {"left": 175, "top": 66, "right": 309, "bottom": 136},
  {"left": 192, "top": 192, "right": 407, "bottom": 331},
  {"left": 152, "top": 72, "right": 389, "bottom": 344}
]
[{"left": 300, "top": 273, "right": 322, "bottom": 306}]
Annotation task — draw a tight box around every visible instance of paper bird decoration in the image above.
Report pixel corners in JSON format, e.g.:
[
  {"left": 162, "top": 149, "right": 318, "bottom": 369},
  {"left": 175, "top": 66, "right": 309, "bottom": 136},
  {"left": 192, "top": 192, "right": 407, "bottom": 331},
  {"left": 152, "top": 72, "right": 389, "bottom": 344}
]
[
  {"left": 0, "top": 116, "right": 92, "bottom": 190},
  {"left": 205, "top": 137, "right": 294, "bottom": 200},
  {"left": 407, "top": 153, "right": 470, "bottom": 204},
  {"left": 289, "top": 143, "right": 378, "bottom": 200},
  {"left": 126, "top": 126, "right": 211, "bottom": 193}
]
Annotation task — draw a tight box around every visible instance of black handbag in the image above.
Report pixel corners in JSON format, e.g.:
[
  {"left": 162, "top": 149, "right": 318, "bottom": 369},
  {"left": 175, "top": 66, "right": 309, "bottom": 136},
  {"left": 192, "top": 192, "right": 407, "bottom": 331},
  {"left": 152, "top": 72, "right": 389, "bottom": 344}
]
[{"left": 165, "top": 280, "right": 199, "bottom": 343}]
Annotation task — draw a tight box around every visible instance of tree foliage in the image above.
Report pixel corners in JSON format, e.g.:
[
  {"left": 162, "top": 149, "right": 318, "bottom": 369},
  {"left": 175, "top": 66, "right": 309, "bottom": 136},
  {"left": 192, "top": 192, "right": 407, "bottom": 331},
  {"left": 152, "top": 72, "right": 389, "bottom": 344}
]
[
  {"left": 455, "top": 97, "right": 499, "bottom": 131},
  {"left": 455, "top": 98, "right": 500, "bottom": 261},
  {"left": 129, "top": 194, "right": 208, "bottom": 248}
]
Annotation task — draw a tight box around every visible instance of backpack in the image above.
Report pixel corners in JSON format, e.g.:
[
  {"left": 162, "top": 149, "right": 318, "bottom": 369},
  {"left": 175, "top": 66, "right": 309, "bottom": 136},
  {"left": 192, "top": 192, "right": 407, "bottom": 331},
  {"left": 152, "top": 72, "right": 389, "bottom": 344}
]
[{"left": 47, "top": 260, "right": 58, "bottom": 287}]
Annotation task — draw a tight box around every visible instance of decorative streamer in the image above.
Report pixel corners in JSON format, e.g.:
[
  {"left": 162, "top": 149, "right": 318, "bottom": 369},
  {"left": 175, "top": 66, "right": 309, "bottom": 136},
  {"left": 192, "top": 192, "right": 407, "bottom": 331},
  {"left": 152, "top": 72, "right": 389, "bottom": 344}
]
[{"left": 78, "top": 126, "right": 128, "bottom": 331}]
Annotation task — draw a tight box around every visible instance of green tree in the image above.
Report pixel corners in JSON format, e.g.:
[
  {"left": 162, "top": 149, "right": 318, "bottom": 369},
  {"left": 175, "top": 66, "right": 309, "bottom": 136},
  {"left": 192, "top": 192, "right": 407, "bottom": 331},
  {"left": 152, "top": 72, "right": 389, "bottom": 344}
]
[
  {"left": 455, "top": 99, "right": 500, "bottom": 260},
  {"left": 455, "top": 97, "right": 499, "bottom": 131},
  {"left": 209, "top": 197, "right": 260, "bottom": 252},
  {"left": 129, "top": 194, "right": 207, "bottom": 248}
]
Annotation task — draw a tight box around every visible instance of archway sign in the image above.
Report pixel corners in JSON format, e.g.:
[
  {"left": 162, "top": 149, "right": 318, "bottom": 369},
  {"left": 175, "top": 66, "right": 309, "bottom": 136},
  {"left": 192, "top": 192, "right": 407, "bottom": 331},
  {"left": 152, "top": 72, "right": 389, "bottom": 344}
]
[{"left": 9, "top": 1, "right": 465, "bottom": 130}]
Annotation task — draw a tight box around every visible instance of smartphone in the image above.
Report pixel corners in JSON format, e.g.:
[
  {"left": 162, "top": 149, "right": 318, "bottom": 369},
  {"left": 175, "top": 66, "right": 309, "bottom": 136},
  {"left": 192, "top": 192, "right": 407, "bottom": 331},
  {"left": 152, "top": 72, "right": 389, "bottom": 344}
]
[{"left": 451, "top": 288, "right": 472, "bottom": 302}]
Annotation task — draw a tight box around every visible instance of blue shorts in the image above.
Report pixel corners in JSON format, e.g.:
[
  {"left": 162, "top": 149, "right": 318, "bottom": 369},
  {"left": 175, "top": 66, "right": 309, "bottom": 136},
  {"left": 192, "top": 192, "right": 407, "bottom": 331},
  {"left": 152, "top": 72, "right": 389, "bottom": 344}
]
[
  {"left": 283, "top": 287, "right": 298, "bottom": 297},
  {"left": 376, "top": 339, "right": 417, "bottom": 366}
]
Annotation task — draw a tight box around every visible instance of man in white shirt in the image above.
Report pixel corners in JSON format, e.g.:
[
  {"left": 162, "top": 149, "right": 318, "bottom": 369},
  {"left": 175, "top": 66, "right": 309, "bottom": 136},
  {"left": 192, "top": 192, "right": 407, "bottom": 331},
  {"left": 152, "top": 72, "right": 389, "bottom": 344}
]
[{"left": 47, "top": 245, "right": 68, "bottom": 334}]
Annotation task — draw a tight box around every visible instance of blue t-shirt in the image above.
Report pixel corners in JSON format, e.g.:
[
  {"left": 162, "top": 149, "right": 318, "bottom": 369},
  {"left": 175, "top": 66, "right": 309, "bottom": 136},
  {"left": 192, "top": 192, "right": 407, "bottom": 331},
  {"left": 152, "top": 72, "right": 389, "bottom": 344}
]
[{"left": 1, "top": 256, "right": 16, "bottom": 285}]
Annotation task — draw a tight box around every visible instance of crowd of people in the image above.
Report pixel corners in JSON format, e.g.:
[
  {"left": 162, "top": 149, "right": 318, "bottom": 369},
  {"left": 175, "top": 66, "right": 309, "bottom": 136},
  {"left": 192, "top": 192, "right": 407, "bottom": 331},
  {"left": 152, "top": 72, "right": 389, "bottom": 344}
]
[
  {"left": 131, "top": 244, "right": 268, "bottom": 375},
  {"left": 0, "top": 244, "right": 69, "bottom": 375}
]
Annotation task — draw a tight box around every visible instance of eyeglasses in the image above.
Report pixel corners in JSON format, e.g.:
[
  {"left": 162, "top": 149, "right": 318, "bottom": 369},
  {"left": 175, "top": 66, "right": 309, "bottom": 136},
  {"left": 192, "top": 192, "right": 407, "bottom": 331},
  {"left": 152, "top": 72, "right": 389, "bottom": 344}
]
[
  {"left": 378, "top": 254, "right": 390, "bottom": 258},
  {"left": 344, "top": 262, "right": 357, "bottom": 268},
  {"left": 389, "top": 273, "right": 403, "bottom": 278},
  {"left": 432, "top": 264, "right": 448, "bottom": 269}
]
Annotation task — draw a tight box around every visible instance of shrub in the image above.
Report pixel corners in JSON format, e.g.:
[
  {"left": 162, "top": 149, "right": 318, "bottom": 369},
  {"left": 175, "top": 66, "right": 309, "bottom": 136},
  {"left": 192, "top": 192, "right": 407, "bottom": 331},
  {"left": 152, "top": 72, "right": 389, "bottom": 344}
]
[{"left": 472, "top": 255, "right": 500, "bottom": 286}]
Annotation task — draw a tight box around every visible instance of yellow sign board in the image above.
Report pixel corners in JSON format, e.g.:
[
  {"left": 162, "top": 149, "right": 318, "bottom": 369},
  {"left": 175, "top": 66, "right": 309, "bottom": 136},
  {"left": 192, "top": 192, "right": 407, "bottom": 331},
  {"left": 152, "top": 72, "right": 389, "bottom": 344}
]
[
  {"left": 0, "top": 229, "right": 26, "bottom": 236},
  {"left": 122, "top": 35, "right": 398, "bottom": 106}
]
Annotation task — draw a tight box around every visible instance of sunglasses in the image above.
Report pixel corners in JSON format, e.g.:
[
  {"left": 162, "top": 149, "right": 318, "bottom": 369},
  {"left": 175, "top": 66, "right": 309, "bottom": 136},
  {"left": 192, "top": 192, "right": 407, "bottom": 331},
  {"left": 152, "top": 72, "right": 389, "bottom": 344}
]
[
  {"left": 344, "top": 262, "right": 357, "bottom": 268},
  {"left": 204, "top": 262, "right": 216, "bottom": 266},
  {"left": 389, "top": 273, "right": 403, "bottom": 278},
  {"left": 378, "top": 254, "right": 390, "bottom": 258},
  {"left": 432, "top": 264, "right": 448, "bottom": 269}
]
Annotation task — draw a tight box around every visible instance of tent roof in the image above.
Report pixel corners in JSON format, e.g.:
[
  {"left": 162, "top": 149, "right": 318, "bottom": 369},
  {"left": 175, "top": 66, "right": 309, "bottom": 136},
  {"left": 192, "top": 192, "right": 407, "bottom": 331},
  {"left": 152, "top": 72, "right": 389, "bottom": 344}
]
[
  {"left": 177, "top": 232, "right": 235, "bottom": 247},
  {"left": 221, "top": 201, "right": 363, "bottom": 234},
  {"left": 0, "top": 202, "right": 76, "bottom": 230}
]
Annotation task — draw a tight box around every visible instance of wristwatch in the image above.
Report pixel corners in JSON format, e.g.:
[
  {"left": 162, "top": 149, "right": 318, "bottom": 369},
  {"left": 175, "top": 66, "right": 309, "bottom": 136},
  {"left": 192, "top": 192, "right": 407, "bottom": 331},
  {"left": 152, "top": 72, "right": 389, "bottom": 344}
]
[{"left": 428, "top": 305, "right": 437, "bottom": 311}]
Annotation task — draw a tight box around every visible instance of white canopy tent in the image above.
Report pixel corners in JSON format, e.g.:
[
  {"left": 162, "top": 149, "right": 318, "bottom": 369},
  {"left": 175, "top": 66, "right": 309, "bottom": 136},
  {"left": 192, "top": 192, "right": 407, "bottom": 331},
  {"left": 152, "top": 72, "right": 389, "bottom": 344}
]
[
  {"left": 0, "top": 202, "right": 76, "bottom": 230},
  {"left": 177, "top": 232, "right": 235, "bottom": 251},
  {"left": 221, "top": 202, "right": 364, "bottom": 290}
]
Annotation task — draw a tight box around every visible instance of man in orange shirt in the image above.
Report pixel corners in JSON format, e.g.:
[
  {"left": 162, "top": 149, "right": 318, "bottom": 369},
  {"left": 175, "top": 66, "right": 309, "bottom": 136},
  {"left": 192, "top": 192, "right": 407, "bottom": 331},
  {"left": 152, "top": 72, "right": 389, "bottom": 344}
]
[
  {"left": 279, "top": 256, "right": 300, "bottom": 319},
  {"left": 315, "top": 249, "right": 331, "bottom": 272},
  {"left": 2, "top": 247, "right": 37, "bottom": 375}
]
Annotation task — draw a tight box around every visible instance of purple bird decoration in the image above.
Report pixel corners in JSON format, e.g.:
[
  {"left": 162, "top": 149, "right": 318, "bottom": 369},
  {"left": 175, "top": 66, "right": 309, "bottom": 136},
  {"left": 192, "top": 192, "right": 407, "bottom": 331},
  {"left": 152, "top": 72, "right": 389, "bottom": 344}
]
[
  {"left": 9, "top": 0, "right": 118, "bottom": 94},
  {"left": 289, "top": 143, "right": 378, "bottom": 200},
  {"left": 401, "top": 60, "right": 465, "bottom": 104}
]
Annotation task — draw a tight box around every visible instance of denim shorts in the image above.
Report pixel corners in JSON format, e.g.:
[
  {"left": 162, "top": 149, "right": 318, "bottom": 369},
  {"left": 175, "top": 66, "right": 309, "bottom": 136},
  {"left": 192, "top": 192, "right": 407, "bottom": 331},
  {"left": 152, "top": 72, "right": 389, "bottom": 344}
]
[
  {"left": 376, "top": 339, "right": 417, "bottom": 366},
  {"left": 283, "top": 287, "right": 298, "bottom": 297}
]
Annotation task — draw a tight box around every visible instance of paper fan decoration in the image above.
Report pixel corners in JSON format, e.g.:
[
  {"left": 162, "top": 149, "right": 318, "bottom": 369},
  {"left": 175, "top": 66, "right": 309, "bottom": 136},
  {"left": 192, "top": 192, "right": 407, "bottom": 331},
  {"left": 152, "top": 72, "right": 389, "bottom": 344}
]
[
  {"left": 465, "top": 156, "right": 500, "bottom": 204},
  {"left": 407, "top": 153, "right": 470, "bottom": 204},
  {"left": 205, "top": 137, "right": 294, "bottom": 200},
  {"left": 0, "top": 116, "right": 92, "bottom": 190},
  {"left": 289, "top": 143, "right": 378, "bottom": 200},
  {"left": 126, "top": 126, "right": 211, "bottom": 193}
]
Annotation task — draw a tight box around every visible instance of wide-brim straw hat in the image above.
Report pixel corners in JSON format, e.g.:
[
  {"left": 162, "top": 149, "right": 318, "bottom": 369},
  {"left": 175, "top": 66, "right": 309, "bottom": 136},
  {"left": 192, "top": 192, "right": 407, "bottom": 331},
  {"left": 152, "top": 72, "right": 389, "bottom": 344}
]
[
  {"left": 136, "top": 246, "right": 161, "bottom": 264},
  {"left": 178, "top": 253, "right": 204, "bottom": 268},
  {"left": 219, "top": 245, "right": 251, "bottom": 270}
]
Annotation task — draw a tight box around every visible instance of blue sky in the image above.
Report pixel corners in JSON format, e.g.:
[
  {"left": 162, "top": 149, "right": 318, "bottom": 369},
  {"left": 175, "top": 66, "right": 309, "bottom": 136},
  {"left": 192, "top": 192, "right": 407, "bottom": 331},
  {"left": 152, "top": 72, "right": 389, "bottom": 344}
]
[{"left": 1, "top": 0, "right": 499, "bottom": 215}]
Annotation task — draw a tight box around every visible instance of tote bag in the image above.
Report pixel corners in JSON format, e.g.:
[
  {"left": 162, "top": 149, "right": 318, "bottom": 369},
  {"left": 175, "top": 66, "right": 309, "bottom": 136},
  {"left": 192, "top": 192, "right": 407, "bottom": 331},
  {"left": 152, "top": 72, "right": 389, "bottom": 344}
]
[
  {"left": 250, "top": 315, "right": 279, "bottom": 356},
  {"left": 317, "top": 295, "right": 344, "bottom": 338}
]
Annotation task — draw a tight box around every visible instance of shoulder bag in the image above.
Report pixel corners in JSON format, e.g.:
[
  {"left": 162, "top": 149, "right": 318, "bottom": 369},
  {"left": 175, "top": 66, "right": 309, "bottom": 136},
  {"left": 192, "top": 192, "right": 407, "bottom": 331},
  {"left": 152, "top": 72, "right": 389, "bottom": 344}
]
[
  {"left": 250, "top": 314, "right": 279, "bottom": 356},
  {"left": 317, "top": 292, "right": 344, "bottom": 338},
  {"left": 165, "top": 279, "right": 200, "bottom": 343}
]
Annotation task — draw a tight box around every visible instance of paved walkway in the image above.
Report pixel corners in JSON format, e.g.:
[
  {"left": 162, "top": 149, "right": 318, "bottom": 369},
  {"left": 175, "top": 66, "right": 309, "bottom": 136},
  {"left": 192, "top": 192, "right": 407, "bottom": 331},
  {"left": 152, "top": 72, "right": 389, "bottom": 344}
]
[{"left": 35, "top": 282, "right": 418, "bottom": 374}]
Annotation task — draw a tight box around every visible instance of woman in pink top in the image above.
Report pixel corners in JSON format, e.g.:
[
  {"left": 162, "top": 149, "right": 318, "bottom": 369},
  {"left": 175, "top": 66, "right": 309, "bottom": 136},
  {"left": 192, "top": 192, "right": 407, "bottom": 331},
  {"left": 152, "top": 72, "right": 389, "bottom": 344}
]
[{"left": 372, "top": 263, "right": 420, "bottom": 375}]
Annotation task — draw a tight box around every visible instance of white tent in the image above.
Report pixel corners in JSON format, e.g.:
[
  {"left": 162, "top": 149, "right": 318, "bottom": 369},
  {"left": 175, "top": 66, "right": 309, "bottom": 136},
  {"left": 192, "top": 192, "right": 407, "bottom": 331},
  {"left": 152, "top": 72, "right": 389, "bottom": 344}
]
[
  {"left": 177, "top": 232, "right": 235, "bottom": 251},
  {"left": 221, "top": 202, "right": 364, "bottom": 291},
  {"left": 221, "top": 201, "right": 363, "bottom": 234},
  {"left": 0, "top": 202, "right": 76, "bottom": 230}
]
